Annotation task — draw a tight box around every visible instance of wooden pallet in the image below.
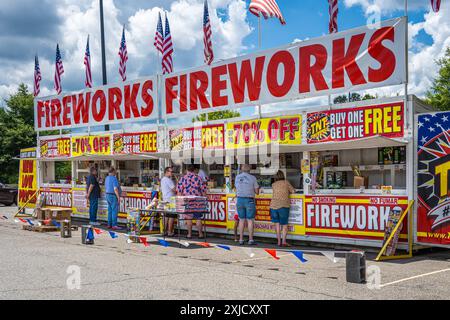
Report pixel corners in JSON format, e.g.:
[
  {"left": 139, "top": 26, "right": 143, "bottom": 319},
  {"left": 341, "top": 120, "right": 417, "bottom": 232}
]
[{"left": 22, "top": 225, "right": 59, "bottom": 233}]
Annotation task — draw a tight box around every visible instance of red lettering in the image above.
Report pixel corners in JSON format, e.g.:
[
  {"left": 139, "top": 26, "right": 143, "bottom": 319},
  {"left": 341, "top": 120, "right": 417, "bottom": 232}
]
[
  {"left": 179, "top": 75, "right": 188, "bottom": 112},
  {"left": 332, "top": 34, "right": 367, "bottom": 88},
  {"left": 368, "top": 27, "right": 396, "bottom": 83},
  {"left": 108, "top": 87, "right": 123, "bottom": 121},
  {"left": 73, "top": 93, "right": 90, "bottom": 125},
  {"left": 299, "top": 44, "right": 329, "bottom": 93},
  {"left": 141, "top": 80, "right": 154, "bottom": 117},
  {"left": 124, "top": 83, "right": 140, "bottom": 119},
  {"left": 165, "top": 76, "right": 178, "bottom": 115},
  {"left": 50, "top": 99, "right": 62, "bottom": 127},
  {"left": 211, "top": 65, "right": 228, "bottom": 107},
  {"left": 44, "top": 101, "right": 51, "bottom": 128},
  {"left": 92, "top": 90, "right": 106, "bottom": 122},
  {"left": 190, "top": 71, "right": 210, "bottom": 110},
  {"left": 228, "top": 57, "right": 265, "bottom": 104},
  {"left": 37, "top": 101, "right": 45, "bottom": 129},
  {"left": 267, "top": 51, "right": 295, "bottom": 97},
  {"left": 62, "top": 96, "right": 71, "bottom": 126}
]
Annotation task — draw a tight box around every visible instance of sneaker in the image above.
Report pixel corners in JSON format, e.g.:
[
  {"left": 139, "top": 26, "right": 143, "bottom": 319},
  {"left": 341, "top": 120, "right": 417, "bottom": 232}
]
[
  {"left": 248, "top": 240, "right": 257, "bottom": 246},
  {"left": 239, "top": 240, "right": 245, "bottom": 246},
  {"left": 112, "top": 226, "right": 122, "bottom": 231},
  {"left": 107, "top": 225, "right": 112, "bottom": 229}
]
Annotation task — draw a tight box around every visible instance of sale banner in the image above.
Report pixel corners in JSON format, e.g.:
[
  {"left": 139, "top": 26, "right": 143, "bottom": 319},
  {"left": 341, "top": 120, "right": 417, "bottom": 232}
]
[
  {"left": 416, "top": 111, "right": 450, "bottom": 247},
  {"left": 40, "top": 138, "right": 71, "bottom": 159},
  {"left": 226, "top": 115, "right": 302, "bottom": 149},
  {"left": 307, "top": 102, "right": 404, "bottom": 144},
  {"left": 305, "top": 195, "right": 409, "bottom": 241},
  {"left": 18, "top": 148, "right": 37, "bottom": 208},
  {"left": 170, "top": 124, "right": 224, "bottom": 151},
  {"left": 226, "top": 194, "right": 305, "bottom": 235},
  {"left": 204, "top": 194, "right": 228, "bottom": 229},
  {"left": 41, "top": 187, "right": 72, "bottom": 208},
  {"left": 113, "top": 132, "right": 158, "bottom": 155},
  {"left": 72, "top": 135, "right": 111, "bottom": 157}
]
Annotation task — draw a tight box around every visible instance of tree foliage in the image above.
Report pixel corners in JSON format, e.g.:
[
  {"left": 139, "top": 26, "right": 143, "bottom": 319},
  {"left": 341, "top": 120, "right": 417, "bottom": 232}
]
[
  {"left": 193, "top": 110, "right": 241, "bottom": 122},
  {"left": 426, "top": 47, "right": 450, "bottom": 111},
  {"left": 0, "top": 84, "right": 36, "bottom": 184},
  {"left": 333, "top": 93, "right": 377, "bottom": 104}
]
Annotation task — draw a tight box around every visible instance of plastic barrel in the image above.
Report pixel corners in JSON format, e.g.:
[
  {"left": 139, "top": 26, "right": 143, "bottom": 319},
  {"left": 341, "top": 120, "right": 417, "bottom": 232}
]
[
  {"left": 346, "top": 251, "right": 366, "bottom": 284},
  {"left": 81, "top": 225, "right": 94, "bottom": 245}
]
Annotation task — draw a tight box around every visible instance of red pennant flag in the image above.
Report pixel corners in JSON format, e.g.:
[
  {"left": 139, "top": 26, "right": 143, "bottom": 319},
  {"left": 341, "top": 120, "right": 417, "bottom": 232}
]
[
  {"left": 94, "top": 228, "right": 103, "bottom": 235},
  {"left": 140, "top": 237, "right": 149, "bottom": 247},
  {"left": 199, "top": 242, "right": 211, "bottom": 248},
  {"left": 19, "top": 218, "right": 27, "bottom": 223},
  {"left": 265, "top": 249, "right": 280, "bottom": 260},
  {"left": 43, "top": 219, "right": 52, "bottom": 226}
]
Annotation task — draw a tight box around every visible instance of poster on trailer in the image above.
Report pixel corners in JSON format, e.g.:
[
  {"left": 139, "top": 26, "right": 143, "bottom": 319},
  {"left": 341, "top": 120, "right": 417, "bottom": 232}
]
[{"left": 417, "top": 112, "right": 450, "bottom": 247}]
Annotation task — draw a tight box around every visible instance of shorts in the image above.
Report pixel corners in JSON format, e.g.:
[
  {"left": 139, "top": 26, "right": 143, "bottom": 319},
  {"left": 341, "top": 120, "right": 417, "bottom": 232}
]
[
  {"left": 237, "top": 197, "right": 256, "bottom": 220},
  {"left": 270, "top": 208, "right": 290, "bottom": 226},
  {"left": 181, "top": 213, "right": 204, "bottom": 220}
]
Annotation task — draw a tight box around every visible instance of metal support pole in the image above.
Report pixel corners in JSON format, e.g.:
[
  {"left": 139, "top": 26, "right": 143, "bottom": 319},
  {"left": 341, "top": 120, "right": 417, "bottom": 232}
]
[{"left": 100, "top": 0, "right": 109, "bottom": 131}]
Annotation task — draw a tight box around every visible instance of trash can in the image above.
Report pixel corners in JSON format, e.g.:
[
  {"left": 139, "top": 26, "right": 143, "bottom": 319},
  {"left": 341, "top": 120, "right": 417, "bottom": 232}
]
[
  {"left": 81, "top": 225, "right": 94, "bottom": 245},
  {"left": 346, "top": 251, "right": 366, "bottom": 284},
  {"left": 61, "top": 220, "right": 72, "bottom": 238}
]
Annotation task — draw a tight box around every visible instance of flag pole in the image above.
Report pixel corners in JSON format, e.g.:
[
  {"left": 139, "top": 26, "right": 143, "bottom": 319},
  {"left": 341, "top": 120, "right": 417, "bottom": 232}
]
[
  {"left": 99, "top": 0, "right": 109, "bottom": 131},
  {"left": 257, "top": 16, "right": 262, "bottom": 118}
]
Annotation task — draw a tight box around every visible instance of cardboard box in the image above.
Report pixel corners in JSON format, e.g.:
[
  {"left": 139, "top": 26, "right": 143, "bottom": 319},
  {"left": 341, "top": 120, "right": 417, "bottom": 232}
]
[
  {"left": 51, "top": 209, "right": 72, "bottom": 221},
  {"left": 354, "top": 176, "right": 369, "bottom": 189},
  {"left": 207, "top": 181, "right": 217, "bottom": 189},
  {"left": 35, "top": 208, "right": 45, "bottom": 220}
]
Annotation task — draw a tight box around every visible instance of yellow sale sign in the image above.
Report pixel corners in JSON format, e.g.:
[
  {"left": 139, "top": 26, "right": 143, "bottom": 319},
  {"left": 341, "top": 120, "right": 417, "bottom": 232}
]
[
  {"left": 18, "top": 148, "right": 37, "bottom": 208},
  {"left": 226, "top": 115, "right": 302, "bottom": 149},
  {"left": 72, "top": 135, "right": 111, "bottom": 157}
]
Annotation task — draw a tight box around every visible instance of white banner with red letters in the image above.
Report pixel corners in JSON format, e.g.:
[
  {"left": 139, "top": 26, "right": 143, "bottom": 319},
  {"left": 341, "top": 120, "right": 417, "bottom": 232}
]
[
  {"left": 163, "top": 17, "right": 406, "bottom": 118},
  {"left": 34, "top": 77, "right": 158, "bottom": 132}
]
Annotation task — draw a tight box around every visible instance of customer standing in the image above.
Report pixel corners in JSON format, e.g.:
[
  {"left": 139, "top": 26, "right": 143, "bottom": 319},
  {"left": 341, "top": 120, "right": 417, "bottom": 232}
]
[
  {"left": 270, "top": 170, "right": 295, "bottom": 247},
  {"left": 177, "top": 164, "right": 207, "bottom": 239},
  {"left": 235, "top": 164, "right": 259, "bottom": 245},
  {"left": 105, "top": 167, "right": 121, "bottom": 230},
  {"left": 86, "top": 166, "right": 101, "bottom": 226},
  {"left": 161, "top": 167, "right": 176, "bottom": 237}
]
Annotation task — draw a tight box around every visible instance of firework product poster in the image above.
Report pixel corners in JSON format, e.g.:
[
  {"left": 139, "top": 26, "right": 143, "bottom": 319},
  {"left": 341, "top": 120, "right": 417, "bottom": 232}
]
[
  {"left": 113, "top": 132, "right": 158, "bottom": 154},
  {"left": 417, "top": 112, "right": 450, "bottom": 247},
  {"left": 307, "top": 102, "right": 404, "bottom": 144}
]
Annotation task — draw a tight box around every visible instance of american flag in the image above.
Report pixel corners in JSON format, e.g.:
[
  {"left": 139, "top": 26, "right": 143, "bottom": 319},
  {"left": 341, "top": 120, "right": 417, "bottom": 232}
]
[
  {"left": 154, "top": 12, "right": 164, "bottom": 55},
  {"left": 431, "top": 0, "right": 441, "bottom": 12},
  {"left": 118, "top": 27, "right": 128, "bottom": 82},
  {"left": 162, "top": 14, "right": 174, "bottom": 74},
  {"left": 203, "top": 0, "right": 214, "bottom": 65},
  {"left": 418, "top": 113, "right": 450, "bottom": 149},
  {"left": 54, "top": 44, "right": 64, "bottom": 95},
  {"left": 33, "top": 55, "right": 42, "bottom": 97},
  {"left": 328, "top": 0, "right": 339, "bottom": 34},
  {"left": 84, "top": 36, "right": 93, "bottom": 88},
  {"left": 249, "top": 0, "right": 286, "bottom": 25}
]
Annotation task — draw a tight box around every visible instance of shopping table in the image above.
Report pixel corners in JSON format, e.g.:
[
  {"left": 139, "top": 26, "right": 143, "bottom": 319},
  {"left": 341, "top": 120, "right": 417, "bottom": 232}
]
[{"left": 138, "top": 209, "right": 209, "bottom": 244}]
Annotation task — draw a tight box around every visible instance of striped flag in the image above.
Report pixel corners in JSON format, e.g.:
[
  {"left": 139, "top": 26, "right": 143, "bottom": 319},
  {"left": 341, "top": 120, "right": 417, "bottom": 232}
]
[
  {"left": 249, "top": 0, "right": 286, "bottom": 25},
  {"left": 328, "top": 0, "right": 339, "bottom": 34},
  {"left": 431, "top": 0, "right": 441, "bottom": 12},
  {"left": 203, "top": 0, "right": 214, "bottom": 65},
  {"left": 54, "top": 44, "right": 64, "bottom": 95},
  {"left": 118, "top": 27, "right": 128, "bottom": 82},
  {"left": 34, "top": 55, "right": 42, "bottom": 97},
  {"left": 162, "top": 14, "right": 174, "bottom": 74},
  {"left": 154, "top": 12, "right": 164, "bottom": 55},
  {"left": 84, "top": 36, "right": 93, "bottom": 88}
]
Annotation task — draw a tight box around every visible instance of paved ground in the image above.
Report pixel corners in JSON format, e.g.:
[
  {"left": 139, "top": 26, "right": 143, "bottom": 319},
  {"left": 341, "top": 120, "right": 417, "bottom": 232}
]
[{"left": 0, "top": 205, "right": 449, "bottom": 300}]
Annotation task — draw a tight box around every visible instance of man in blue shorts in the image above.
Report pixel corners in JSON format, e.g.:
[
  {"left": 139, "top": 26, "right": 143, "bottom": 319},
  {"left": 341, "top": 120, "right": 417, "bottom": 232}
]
[{"left": 235, "top": 164, "right": 259, "bottom": 245}]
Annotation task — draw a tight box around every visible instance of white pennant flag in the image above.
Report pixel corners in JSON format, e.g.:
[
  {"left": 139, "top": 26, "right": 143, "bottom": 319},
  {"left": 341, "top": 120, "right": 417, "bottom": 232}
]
[
  {"left": 321, "top": 251, "right": 343, "bottom": 263},
  {"left": 178, "top": 240, "right": 190, "bottom": 248},
  {"left": 14, "top": 218, "right": 20, "bottom": 223},
  {"left": 241, "top": 247, "right": 255, "bottom": 258}
]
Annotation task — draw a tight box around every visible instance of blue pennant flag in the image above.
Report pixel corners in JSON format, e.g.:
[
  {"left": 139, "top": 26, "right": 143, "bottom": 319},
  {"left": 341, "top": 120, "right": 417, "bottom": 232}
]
[
  {"left": 26, "top": 219, "right": 34, "bottom": 226},
  {"left": 86, "top": 228, "right": 95, "bottom": 241},
  {"left": 52, "top": 221, "right": 61, "bottom": 228},
  {"left": 109, "top": 231, "right": 118, "bottom": 239},
  {"left": 3, "top": 216, "right": 8, "bottom": 220},
  {"left": 158, "top": 239, "right": 169, "bottom": 247},
  {"left": 216, "top": 245, "right": 231, "bottom": 251},
  {"left": 292, "top": 251, "right": 308, "bottom": 263}
]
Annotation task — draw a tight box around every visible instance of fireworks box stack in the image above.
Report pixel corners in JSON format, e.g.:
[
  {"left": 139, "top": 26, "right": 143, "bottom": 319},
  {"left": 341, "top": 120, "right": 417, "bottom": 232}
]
[{"left": 175, "top": 196, "right": 209, "bottom": 213}]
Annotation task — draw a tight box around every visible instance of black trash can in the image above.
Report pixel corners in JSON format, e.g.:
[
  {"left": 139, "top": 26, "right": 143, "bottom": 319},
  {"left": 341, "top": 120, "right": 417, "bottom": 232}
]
[
  {"left": 81, "top": 225, "right": 94, "bottom": 245},
  {"left": 346, "top": 251, "right": 366, "bottom": 284},
  {"left": 61, "top": 220, "right": 72, "bottom": 238}
]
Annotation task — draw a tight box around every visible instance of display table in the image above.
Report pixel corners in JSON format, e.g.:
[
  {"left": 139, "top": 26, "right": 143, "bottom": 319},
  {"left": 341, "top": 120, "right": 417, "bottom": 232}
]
[{"left": 139, "top": 209, "right": 209, "bottom": 244}]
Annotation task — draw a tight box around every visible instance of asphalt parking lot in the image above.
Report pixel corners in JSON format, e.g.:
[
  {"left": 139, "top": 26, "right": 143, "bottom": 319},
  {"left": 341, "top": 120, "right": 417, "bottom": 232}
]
[{"left": 0, "top": 205, "right": 449, "bottom": 300}]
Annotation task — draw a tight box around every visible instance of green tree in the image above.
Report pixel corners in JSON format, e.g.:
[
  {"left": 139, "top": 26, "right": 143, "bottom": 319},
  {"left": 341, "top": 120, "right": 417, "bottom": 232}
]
[
  {"left": 426, "top": 47, "right": 450, "bottom": 111},
  {"left": 333, "top": 95, "right": 348, "bottom": 104},
  {"left": 193, "top": 110, "right": 240, "bottom": 122},
  {"left": 362, "top": 94, "right": 377, "bottom": 100},
  {"left": 0, "top": 84, "right": 36, "bottom": 184}
]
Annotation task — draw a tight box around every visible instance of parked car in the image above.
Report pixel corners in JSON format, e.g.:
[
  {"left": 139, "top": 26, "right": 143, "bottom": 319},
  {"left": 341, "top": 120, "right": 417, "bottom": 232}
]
[{"left": 0, "top": 183, "right": 18, "bottom": 206}]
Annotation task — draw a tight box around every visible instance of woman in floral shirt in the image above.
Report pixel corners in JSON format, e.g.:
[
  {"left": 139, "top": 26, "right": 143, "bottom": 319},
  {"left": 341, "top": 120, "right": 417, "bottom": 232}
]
[{"left": 177, "top": 165, "right": 207, "bottom": 239}]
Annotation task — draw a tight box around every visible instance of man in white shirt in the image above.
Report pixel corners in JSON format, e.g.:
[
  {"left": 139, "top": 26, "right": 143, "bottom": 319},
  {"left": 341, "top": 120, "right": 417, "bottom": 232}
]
[{"left": 161, "top": 167, "right": 176, "bottom": 236}]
